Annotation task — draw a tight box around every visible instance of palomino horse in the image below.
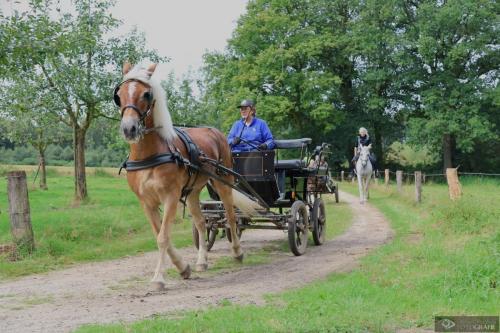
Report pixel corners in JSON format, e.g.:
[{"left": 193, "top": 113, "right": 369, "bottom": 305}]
[
  {"left": 355, "top": 145, "right": 373, "bottom": 204},
  {"left": 114, "top": 63, "right": 247, "bottom": 290}
]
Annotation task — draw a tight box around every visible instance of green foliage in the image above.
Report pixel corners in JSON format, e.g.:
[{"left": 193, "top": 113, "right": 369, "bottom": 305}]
[
  {"left": 199, "top": 0, "right": 499, "bottom": 171},
  {"left": 406, "top": 0, "right": 499, "bottom": 161},
  {"left": 385, "top": 142, "right": 439, "bottom": 169}
]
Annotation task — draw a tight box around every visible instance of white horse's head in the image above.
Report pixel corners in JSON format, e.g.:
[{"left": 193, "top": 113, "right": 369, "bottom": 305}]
[{"left": 358, "top": 145, "right": 371, "bottom": 167}]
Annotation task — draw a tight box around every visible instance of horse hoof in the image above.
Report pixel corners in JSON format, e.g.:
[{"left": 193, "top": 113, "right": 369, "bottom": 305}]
[
  {"left": 234, "top": 253, "right": 244, "bottom": 262},
  {"left": 180, "top": 264, "right": 191, "bottom": 279},
  {"left": 195, "top": 263, "right": 208, "bottom": 272},
  {"left": 152, "top": 281, "right": 165, "bottom": 291}
]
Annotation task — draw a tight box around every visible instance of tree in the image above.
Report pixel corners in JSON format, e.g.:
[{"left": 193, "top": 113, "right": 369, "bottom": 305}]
[
  {"left": 0, "top": 80, "right": 69, "bottom": 189},
  {"left": 3, "top": 0, "right": 163, "bottom": 201},
  {"left": 406, "top": 0, "right": 499, "bottom": 171},
  {"left": 162, "top": 71, "right": 207, "bottom": 126},
  {"left": 202, "top": 0, "right": 350, "bottom": 147},
  {"left": 351, "top": 0, "right": 410, "bottom": 166}
]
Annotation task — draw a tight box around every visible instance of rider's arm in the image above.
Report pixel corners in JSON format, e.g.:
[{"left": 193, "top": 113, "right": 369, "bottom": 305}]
[
  {"left": 227, "top": 122, "right": 240, "bottom": 146},
  {"left": 260, "top": 120, "right": 275, "bottom": 149}
]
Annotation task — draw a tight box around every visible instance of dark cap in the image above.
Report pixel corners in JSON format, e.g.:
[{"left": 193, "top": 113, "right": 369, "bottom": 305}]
[{"left": 238, "top": 99, "right": 255, "bottom": 108}]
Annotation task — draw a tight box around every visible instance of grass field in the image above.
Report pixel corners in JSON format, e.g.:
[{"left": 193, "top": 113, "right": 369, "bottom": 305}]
[
  {"left": 76, "top": 178, "right": 499, "bottom": 333},
  {"left": 0, "top": 166, "right": 193, "bottom": 279},
  {"left": 0, "top": 165, "right": 350, "bottom": 280}
]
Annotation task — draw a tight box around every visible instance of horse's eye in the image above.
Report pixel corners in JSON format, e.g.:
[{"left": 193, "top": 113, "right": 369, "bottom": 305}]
[{"left": 143, "top": 92, "right": 151, "bottom": 101}]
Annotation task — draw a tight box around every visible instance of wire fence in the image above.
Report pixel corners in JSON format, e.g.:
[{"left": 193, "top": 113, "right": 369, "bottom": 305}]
[{"left": 330, "top": 169, "right": 500, "bottom": 185}]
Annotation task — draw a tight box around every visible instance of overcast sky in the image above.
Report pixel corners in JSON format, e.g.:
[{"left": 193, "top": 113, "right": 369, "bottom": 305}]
[
  {"left": 112, "top": 0, "right": 248, "bottom": 79},
  {"left": 1, "top": 0, "right": 248, "bottom": 80}
]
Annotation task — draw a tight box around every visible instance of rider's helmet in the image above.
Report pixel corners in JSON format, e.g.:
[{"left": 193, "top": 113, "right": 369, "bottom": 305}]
[
  {"left": 238, "top": 99, "right": 255, "bottom": 108},
  {"left": 238, "top": 99, "right": 256, "bottom": 115},
  {"left": 359, "top": 127, "right": 368, "bottom": 136}
]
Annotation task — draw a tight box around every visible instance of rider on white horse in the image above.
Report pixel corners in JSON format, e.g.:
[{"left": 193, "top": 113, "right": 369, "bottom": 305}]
[{"left": 352, "top": 127, "right": 376, "bottom": 172}]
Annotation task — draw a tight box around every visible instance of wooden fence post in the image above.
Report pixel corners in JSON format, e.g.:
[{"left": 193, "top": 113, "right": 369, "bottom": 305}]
[
  {"left": 7, "top": 171, "right": 35, "bottom": 253},
  {"left": 446, "top": 168, "right": 462, "bottom": 200},
  {"left": 396, "top": 170, "right": 403, "bottom": 192},
  {"left": 415, "top": 171, "right": 422, "bottom": 203},
  {"left": 384, "top": 169, "right": 389, "bottom": 186},
  {"left": 341, "top": 170, "right": 344, "bottom": 182}
]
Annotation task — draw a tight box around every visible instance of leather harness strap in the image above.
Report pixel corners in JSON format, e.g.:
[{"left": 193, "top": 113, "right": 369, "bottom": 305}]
[{"left": 118, "top": 127, "right": 270, "bottom": 210}]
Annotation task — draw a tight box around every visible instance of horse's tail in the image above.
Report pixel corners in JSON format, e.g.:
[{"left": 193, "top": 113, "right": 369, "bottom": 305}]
[{"left": 231, "top": 189, "right": 266, "bottom": 217}]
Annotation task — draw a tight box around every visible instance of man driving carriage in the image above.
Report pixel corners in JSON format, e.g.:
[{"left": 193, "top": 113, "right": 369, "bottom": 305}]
[{"left": 227, "top": 99, "right": 276, "bottom": 152}]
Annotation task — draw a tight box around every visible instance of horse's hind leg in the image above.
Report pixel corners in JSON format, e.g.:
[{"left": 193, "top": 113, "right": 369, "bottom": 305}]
[
  {"left": 186, "top": 190, "right": 208, "bottom": 272},
  {"left": 212, "top": 181, "right": 244, "bottom": 261}
]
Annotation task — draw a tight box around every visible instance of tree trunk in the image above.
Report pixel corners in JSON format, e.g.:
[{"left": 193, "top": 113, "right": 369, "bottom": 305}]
[
  {"left": 443, "top": 133, "right": 454, "bottom": 172},
  {"left": 38, "top": 152, "right": 48, "bottom": 190},
  {"left": 73, "top": 127, "right": 88, "bottom": 201},
  {"left": 373, "top": 123, "right": 383, "bottom": 169}
]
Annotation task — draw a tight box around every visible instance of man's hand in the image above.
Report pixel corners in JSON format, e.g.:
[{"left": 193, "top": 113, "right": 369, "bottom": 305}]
[
  {"left": 258, "top": 143, "right": 268, "bottom": 150},
  {"left": 233, "top": 137, "right": 241, "bottom": 145}
]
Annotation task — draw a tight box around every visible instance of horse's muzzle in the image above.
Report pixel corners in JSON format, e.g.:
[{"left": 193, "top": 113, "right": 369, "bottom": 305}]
[{"left": 120, "top": 118, "right": 143, "bottom": 142}]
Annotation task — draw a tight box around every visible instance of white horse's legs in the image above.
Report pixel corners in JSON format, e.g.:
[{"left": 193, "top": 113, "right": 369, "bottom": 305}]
[
  {"left": 364, "top": 172, "right": 371, "bottom": 202},
  {"left": 357, "top": 169, "right": 365, "bottom": 204},
  {"left": 187, "top": 191, "right": 209, "bottom": 272}
]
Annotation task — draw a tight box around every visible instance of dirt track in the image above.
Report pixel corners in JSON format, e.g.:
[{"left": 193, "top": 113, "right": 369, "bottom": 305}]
[{"left": 0, "top": 191, "right": 393, "bottom": 333}]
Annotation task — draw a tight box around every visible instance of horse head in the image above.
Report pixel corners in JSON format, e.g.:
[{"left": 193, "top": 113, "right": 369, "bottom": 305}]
[
  {"left": 358, "top": 145, "right": 371, "bottom": 167},
  {"left": 114, "top": 63, "right": 158, "bottom": 143}
]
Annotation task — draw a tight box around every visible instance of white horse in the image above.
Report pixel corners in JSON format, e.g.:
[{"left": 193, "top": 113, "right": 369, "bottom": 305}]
[{"left": 356, "top": 145, "right": 372, "bottom": 204}]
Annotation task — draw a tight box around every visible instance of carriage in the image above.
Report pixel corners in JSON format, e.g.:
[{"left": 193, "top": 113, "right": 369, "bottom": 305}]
[{"left": 193, "top": 138, "right": 339, "bottom": 256}]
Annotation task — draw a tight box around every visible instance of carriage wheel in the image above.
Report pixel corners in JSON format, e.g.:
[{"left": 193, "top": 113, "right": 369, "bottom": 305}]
[
  {"left": 192, "top": 223, "right": 218, "bottom": 251},
  {"left": 311, "top": 197, "right": 326, "bottom": 245},
  {"left": 288, "top": 200, "right": 309, "bottom": 256},
  {"left": 334, "top": 185, "right": 339, "bottom": 203}
]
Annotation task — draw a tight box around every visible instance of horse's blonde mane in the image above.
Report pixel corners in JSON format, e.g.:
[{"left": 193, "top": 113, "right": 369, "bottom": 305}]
[{"left": 124, "top": 65, "right": 177, "bottom": 142}]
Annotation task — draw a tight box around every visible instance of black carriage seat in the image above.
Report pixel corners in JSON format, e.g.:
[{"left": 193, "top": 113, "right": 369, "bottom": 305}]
[
  {"left": 274, "top": 138, "right": 312, "bottom": 149},
  {"left": 275, "top": 159, "right": 305, "bottom": 169},
  {"left": 274, "top": 138, "right": 311, "bottom": 170}
]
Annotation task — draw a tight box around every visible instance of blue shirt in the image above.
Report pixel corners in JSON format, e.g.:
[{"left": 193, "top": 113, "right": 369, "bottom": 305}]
[{"left": 227, "top": 117, "right": 275, "bottom": 152}]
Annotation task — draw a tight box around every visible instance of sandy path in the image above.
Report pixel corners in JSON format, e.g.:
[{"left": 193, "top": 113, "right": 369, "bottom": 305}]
[{"left": 0, "top": 191, "right": 393, "bottom": 333}]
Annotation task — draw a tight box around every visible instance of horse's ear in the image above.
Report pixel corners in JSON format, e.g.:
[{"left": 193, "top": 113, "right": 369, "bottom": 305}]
[
  {"left": 146, "top": 63, "right": 157, "bottom": 76},
  {"left": 123, "top": 62, "right": 132, "bottom": 75}
]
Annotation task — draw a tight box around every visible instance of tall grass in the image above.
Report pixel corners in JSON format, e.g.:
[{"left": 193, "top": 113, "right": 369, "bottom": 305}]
[{"left": 77, "top": 179, "right": 499, "bottom": 333}]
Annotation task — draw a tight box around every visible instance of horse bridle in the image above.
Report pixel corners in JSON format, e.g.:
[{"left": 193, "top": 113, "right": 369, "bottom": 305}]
[{"left": 113, "top": 79, "right": 155, "bottom": 124}]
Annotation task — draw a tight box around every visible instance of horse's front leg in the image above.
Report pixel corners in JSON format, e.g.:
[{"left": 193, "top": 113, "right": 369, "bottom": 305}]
[
  {"left": 186, "top": 190, "right": 209, "bottom": 272},
  {"left": 141, "top": 204, "right": 167, "bottom": 289},
  {"left": 357, "top": 171, "right": 364, "bottom": 204},
  {"left": 152, "top": 196, "right": 190, "bottom": 290},
  {"left": 364, "top": 172, "right": 371, "bottom": 202}
]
